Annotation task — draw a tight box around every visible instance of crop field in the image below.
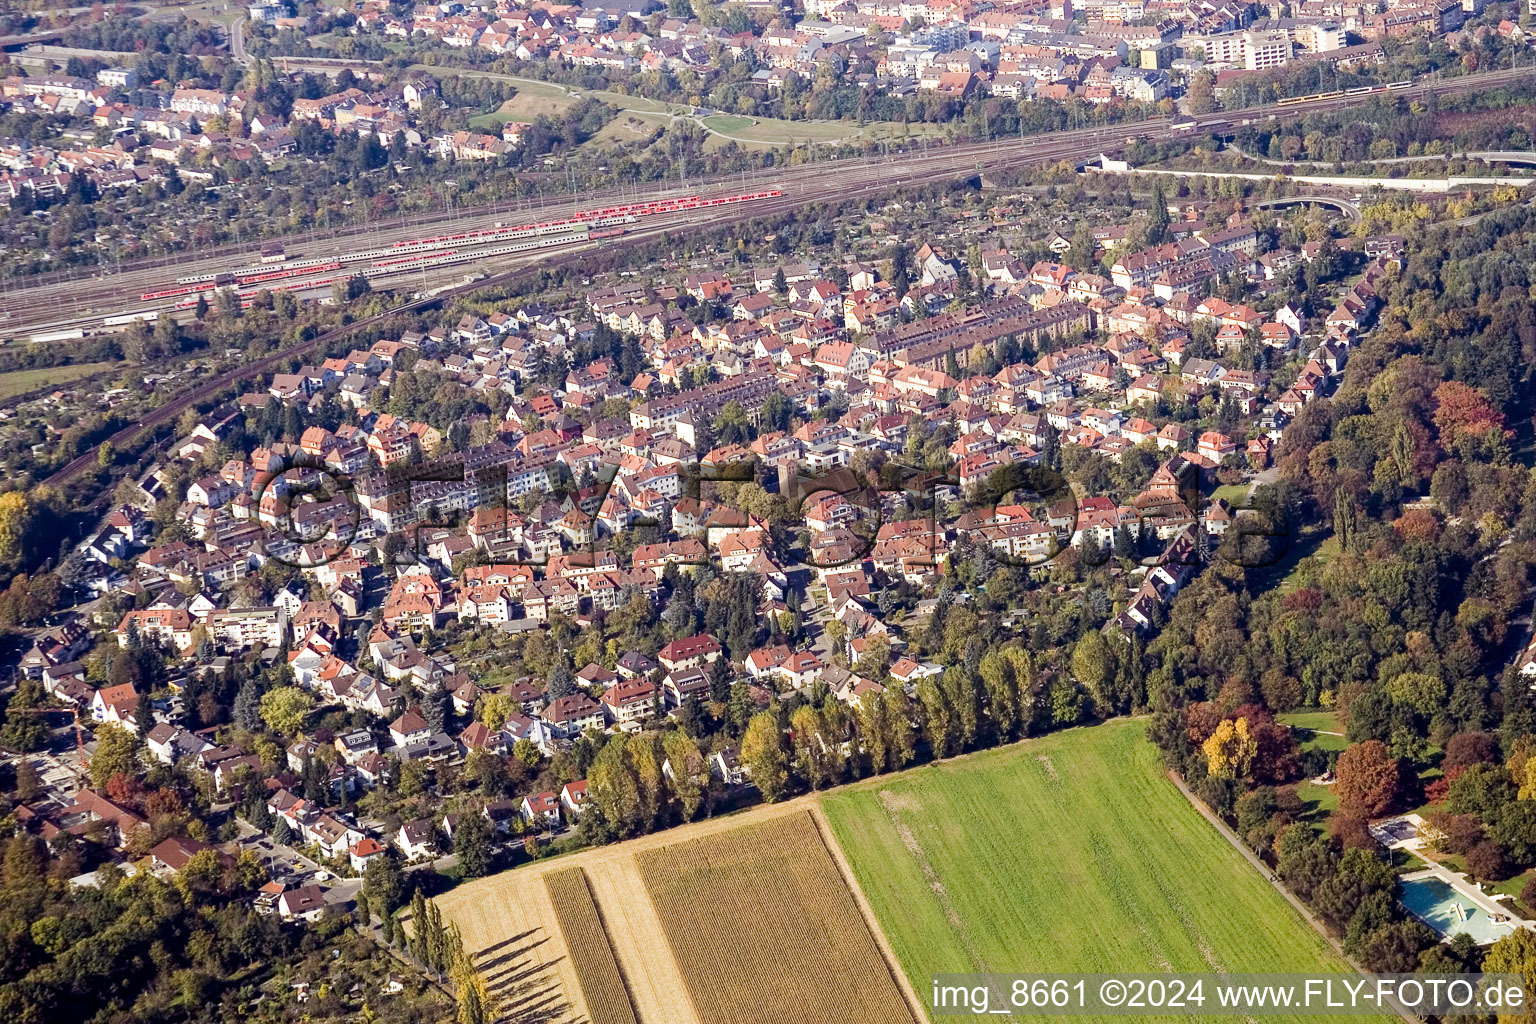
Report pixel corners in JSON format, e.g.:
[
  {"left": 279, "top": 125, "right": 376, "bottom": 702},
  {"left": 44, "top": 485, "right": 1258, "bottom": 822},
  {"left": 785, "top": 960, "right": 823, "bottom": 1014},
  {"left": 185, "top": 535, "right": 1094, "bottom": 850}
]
[
  {"left": 636, "top": 811, "right": 919, "bottom": 1024},
  {"left": 544, "top": 868, "right": 638, "bottom": 1024},
  {"left": 439, "top": 801, "right": 886, "bottom": 1024},
  {"left": 821, "top": 720, "right": 1389, "bottom": 1024},
  {"left": 433, "top": 862, "right": 591, "bottom": 1024},
  {"left": 443, "top": 721, "right": 1381, "bottom": 1024}
]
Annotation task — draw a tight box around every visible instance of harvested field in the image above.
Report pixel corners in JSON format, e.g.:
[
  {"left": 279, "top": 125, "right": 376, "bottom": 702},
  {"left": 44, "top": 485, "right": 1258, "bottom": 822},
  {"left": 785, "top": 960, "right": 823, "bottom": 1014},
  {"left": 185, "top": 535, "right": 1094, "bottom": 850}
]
[
  {"left": 433, "top": 865, "right": 587, "bottom": 1024},
  {"left": 544, "top": 868, "right": 637, "bottom": 1024},
  {"left": 636, "top": 811, "right": 919, "bottom": 1024},
  {"left": 443, "top": 800, "right": 920, "bottom": 1024},
  {"left": 579, "top": 854, "right": 698, "bottom": 1024}
]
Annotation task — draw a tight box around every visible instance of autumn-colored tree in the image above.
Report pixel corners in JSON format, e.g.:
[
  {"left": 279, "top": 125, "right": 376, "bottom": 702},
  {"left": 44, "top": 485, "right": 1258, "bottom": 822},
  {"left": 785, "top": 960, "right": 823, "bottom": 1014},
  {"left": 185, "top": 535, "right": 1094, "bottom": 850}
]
[
  {"left": 259, "top": 686, "right": 313, "bottom": 737},
  {"left": 1508, "top": 734, "right": 1536, "bottom": 791},
  {"left": 662, "top": 731, "right": 708, "bottom": 821},
  {"left": 476, "top": 693, "right": 511, "bottom": 729},
  {"left": 1186, "top": 70, "right": 1216, "bottom": 115},
  {"left": 882, "top": 684, "right": 917, "bottom": 770},
  {"left": 916, "top": 676, "right": 955, "bottom": 758},
  {"left": 1247, "top": 718, "right": 1304, "bottom": 785},
  {"left": 1327, "top": 811, "right": 1378, "bottom": 852},
  {"left": 628, "top": 734, "right": 664, "bottom": 829},
  {"left": 1432, "top": 380, "right": 1509, "bottom": 456},
  {"left": 1203, "top": 717, "right": 1257, "bottom": 780},
  {"left": 0, "top": 491, "right": 34, "bottom": 569},
  {"left": 1483, "top": 928, "right": 1536, "bottom": 1015},
  {"left": 855, "top": 634, "right": 891, "bottom": 679},
  {"left": 1391, "top": 507, "right": 1442, "bottom": 544},
  {"left": 978, "top": 649, "right": 1021, "bottom": 740},
  {"left": 858, "top": 687, "right": 890, "bottom": 773},
  {"left": 90, "top": 722, "right": 142, "bottom": 790},
  {"left": 1465, "top": 840, "right": 1508, "bottom": 882},
  {"left": 445, "top": 918, "right": 496, "bottom": 1024},
  {"left": 106, "top": 773, "right": 145, "bottom": 809},
  {"left": 740, "top": 712, "right": 788, "bottom": 803},
  {"left": 790, "top": 704, "right": 833, "bottom": 790},
  {"left": 1184, "top": 701, "right": 1222, "bottom": 746},
  {"left": 1442, "top": 731, "right": 1498, "bottom": 780},
  {"left": 1334, "top": 740, "right": 1406, "bottom": 818}
]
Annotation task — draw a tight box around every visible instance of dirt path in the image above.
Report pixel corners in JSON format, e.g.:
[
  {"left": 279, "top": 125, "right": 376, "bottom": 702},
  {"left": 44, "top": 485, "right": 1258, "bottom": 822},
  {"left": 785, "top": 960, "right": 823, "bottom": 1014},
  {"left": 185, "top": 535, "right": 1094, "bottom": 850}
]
[{"left": 582, "top": 855, "right": 699, "bottom": 1024}]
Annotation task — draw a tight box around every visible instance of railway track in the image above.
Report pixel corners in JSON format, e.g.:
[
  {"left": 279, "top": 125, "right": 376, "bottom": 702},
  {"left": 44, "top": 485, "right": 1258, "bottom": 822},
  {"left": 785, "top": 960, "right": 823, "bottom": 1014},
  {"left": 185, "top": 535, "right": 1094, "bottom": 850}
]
[
  {"left": 9, "top": 65, "right": 1527, "bottom": 337},
  {"left": 0, "top": 122, "right": 1142, "bottom": 337},
  {"left": 28, "top": 122, "right": 1196, "bottom": 489},
  {"left": 26, "top": 65, "right": 1536, "bottom": 486}
]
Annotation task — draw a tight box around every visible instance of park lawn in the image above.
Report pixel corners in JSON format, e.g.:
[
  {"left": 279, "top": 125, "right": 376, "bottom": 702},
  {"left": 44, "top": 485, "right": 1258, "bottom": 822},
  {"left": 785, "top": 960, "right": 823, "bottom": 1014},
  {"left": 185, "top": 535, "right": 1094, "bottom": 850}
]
[
  {"left": 0, "top": 361, "right": 117, "bottom": 401},
  {"left": 1303, "top": 731, "right": 1349, "bottom": 754},
  {"left": 1210, "top": 482, "right": 1250, "bottom": 506},
  {"left": 578, "top": 112, "right": 669, "bottom": 152},
  {"left": 467, "top": 108, "right": 522, "bottom": 130},
  {"left": 588, "top": 89, "right": 678, "bottom": 114},
  {"left": 469, "top": 84, "right": 575, "bottom": 128},
  {"left": 1279, "top": 711, "right": 1347, "bottom": 755},
  {"left": 1492, "top": 869, "right": 1533, "bottom": 902},
  {"left": 821, "top": 720, "right": 1385, "bottom": 1024},
  {"left": 1295, "top": 778, "right": 1339, "bottom": 823},
  {"left": 1271, "top": 718, "right": 1345, "bottom": 758},
  {"left": 701, "top": 114, "right": 755, "bottom": 133},
  {"left": 1278, "top": 710, "right": 1341, "bottom": 735},
  {"left": 701, "top": 113, "right": 863, "bottom": 150},
  {"left": 1275, "top": 532, "right": 1340, "bottom": 592}
]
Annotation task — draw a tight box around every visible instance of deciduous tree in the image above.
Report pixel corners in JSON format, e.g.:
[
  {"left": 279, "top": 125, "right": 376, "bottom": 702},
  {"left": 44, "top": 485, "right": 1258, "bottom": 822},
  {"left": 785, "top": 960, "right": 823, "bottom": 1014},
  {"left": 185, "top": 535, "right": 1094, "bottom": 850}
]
[
  {"left": 662, "top": 731, "right": 708, "bottom": 821},
  {"left": 90, "top": 722, "right": 142, "bottom": 789},
  {"left": 1202, "top": 718, "right": 1257, "bottom": 780},
  {"left": 258, "top": 686, "right": 313, "bottom": 737},
  {"left": 1335, "top": 740, "right": 1406, "bottom": 818},
  {"left": 740, "top": 711, "right": 788, "bottom": 802}
]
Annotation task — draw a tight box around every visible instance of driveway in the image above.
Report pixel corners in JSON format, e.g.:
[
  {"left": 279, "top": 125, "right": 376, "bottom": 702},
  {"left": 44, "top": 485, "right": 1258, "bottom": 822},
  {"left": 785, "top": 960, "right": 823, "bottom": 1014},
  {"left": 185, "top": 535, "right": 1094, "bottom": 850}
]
[{"left": 233, "top": 820, "right": 328, "bottom": 886}]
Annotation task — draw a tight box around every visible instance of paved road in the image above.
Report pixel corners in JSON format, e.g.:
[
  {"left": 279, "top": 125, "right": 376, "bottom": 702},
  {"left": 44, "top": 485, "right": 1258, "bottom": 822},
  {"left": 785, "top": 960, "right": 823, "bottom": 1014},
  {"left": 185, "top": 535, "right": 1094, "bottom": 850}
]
[
  {"left": 1246, "top": 466, "right": 1280, "bottom": 504},
  {"left": 233, "top": 819, "right": 328, "bottom": 882},
  {"left": 1252, "top": 194, "right": 1363, "bottom": 222}
]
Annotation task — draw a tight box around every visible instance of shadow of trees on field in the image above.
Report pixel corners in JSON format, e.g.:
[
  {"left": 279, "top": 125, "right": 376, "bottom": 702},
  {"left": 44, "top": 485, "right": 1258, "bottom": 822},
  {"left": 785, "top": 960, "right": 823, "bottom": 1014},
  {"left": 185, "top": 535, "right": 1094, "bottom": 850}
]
[{"left": 476, "top": 926, "right": 580, "bottom": 1024}]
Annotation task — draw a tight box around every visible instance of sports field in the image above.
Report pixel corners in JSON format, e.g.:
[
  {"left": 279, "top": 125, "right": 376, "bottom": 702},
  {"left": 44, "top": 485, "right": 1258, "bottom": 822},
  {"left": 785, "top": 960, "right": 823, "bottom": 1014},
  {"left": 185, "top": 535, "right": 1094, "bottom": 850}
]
[{"left": 821, "top": 719, "right": 1388, "bottom": 1023}]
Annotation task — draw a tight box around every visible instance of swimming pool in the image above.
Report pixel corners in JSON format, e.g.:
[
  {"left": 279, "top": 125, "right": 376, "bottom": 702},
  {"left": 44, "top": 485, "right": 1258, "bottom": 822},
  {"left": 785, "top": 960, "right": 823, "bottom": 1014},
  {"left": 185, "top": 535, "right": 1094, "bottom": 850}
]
[{"left": 1399, "top": 876, "right": 1515, "bottom": 945}]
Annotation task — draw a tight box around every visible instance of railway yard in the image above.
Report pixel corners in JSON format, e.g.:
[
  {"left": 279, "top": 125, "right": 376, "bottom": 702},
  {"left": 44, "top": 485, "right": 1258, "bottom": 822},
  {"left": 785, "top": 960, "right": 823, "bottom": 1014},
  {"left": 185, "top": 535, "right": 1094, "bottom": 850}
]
[
  {"left": 8, "top": 65, "right": 1536, "bottom": 500},
  {"left": 0, "top": 122, "right": 1145, "bottom": 342},
  {"left": 4, "top": 66, "right": 1527, "bottom": 346}
]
